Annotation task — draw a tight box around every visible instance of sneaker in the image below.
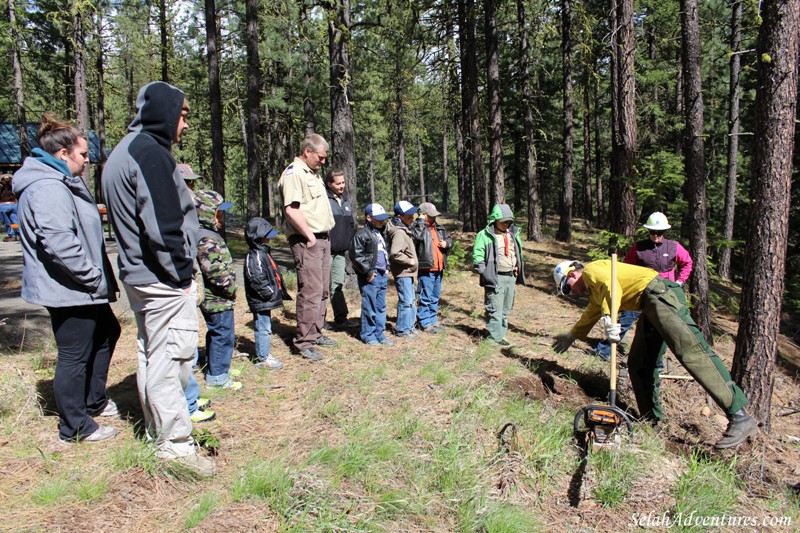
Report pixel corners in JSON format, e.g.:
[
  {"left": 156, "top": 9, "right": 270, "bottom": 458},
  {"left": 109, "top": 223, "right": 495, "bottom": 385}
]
[
  {"left": 169, "top": 452, "right": 216, "bottom": 478},
  {"left": 221, "top": 380, "right": 242, "bottom": 390},
  {"left": 379, "top": 338, "right": 394, "bottom": 347},
  {"left": 297, "top": 347, "right": 324, "bottom": 362},
  {"left": 91, "top": 399, "right": 119, "bottom": 417},
  {"left": 60, "top": 425, "right": 118, "bottom": 444},
  {"left": 316, "top": 335, "right": 338, "bottom": 347},
  {"left": 396, "top": 330, "right": 419, "bottom": 339},
  {"left": 196, "top": 397, "right": 211, "bottom": 410},
  {"left": 255, "top": 354, "right": 283, "bottom": 370},
  {"left": 423, "top": 324, "right": 445, "bottom": 334},
  {"left": 500, "top": 338, "right": 514, "bottom": 347},
  {"left": 190, "top": 408, "right": 217, "bottom": 423}
]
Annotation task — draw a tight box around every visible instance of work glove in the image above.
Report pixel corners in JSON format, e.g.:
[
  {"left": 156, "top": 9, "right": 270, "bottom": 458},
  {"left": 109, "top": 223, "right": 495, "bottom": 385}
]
[
  {"left": 601, "top": 315, "right": 622, "bottom": 343},
  {"left": 552, "top": 333, "right": 576, "bottom": 353}
]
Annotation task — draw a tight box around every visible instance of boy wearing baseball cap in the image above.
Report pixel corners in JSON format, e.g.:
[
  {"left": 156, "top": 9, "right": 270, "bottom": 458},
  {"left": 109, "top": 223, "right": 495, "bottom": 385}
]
[
  {"left": 349, "top": 203, "right": 394, "bottom": 346},
  {"left": 386, "top": 201, "right": 419, "bottom": 338}
]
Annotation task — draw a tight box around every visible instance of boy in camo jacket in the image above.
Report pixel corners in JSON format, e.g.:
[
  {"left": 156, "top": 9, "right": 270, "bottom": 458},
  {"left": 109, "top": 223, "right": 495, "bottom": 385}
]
[{"left": 195, "top": 190, "right": 242, "bottom": 390}]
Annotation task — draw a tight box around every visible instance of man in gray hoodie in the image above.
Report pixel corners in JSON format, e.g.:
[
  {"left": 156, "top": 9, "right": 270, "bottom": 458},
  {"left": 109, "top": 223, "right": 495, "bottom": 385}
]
[{"left": 102, "top": 82, "right": 214, "bottom": 477}]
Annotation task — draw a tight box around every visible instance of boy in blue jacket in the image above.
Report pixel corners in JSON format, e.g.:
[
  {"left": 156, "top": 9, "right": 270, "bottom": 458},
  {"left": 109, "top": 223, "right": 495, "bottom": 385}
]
[{"left": 244, "top": 217, "right": 291, "bottom": 369}]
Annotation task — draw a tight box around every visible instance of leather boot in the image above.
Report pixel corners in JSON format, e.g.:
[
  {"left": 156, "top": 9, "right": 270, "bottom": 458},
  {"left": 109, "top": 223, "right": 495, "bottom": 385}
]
[{"left": 715, "top": 409, "right": 758, "bottom": 449}]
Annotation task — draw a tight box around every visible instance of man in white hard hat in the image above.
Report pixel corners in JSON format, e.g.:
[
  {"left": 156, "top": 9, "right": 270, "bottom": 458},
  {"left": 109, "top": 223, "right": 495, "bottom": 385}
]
[{"left": 551, "top": 259, "right": 757, "bottom": 450}]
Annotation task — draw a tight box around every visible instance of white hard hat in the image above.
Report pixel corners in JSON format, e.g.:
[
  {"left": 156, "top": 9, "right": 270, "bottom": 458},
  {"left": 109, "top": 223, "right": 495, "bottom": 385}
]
[
  {"left": 643, "top": 212, "right": 671, "bottom": 231},
  {"left": 554, "top": 260, "right": 582, "bottom": 295}
]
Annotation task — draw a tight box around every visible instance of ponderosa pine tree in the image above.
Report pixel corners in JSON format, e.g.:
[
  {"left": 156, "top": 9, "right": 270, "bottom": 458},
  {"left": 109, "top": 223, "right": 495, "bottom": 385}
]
[{"left": 556, "top": 0, "right": 574, "bottom": 243}]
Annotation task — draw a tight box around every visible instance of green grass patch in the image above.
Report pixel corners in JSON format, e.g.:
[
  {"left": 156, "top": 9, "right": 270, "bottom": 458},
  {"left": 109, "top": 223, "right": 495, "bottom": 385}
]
[
  {"left": 673, "top": 450, "right": 739, "bottom": 519},
  {"left": 31, "top": 473, "right": 108, "bottom": 505},
  {"left": 419, "top": 360, "right": 452, "bottom": 385},
  {"left": 108, "top": 435, "right": 160, "bottom": 476},
  {"left": 590, "top": 447, "right": 639, "bottom": 506},
  {"left": 184, "top": 491, "right": 220, "bottom": 529}
]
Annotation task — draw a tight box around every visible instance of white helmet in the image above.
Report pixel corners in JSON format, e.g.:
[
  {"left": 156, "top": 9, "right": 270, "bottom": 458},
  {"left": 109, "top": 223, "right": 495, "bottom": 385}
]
[
  {"left": 553, "top": 260, "right": 582, "bottom": 295},
  {"left": 643, "top": 212, "right": 671, "bottom": 231}
]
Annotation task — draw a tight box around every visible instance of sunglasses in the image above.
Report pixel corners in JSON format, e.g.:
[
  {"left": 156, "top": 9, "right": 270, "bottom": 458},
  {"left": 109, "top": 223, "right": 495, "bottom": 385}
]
[{"left": 649, "top": 230, "right": 665, "bottom": 237}]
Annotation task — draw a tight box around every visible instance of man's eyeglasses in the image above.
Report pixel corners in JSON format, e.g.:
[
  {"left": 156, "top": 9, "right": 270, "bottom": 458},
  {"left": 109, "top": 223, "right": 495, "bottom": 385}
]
[{"left": 649, "top": 230, "right": 665, "bottom": 237}]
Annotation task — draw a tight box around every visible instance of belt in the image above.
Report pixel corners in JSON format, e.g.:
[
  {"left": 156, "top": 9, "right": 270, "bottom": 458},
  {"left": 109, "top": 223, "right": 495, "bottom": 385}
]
[
  {"left": 498, "top": 270, "right": 515, "bottom": 276},
  {"left": 314, "top": 232, "right": 329, "bottom": 239}
]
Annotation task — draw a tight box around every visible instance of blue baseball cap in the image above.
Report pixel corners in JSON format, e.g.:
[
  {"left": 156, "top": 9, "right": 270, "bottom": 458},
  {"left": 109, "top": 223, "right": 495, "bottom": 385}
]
[{"left": 365, "top": 203, "right": 390, "bottom": 221}]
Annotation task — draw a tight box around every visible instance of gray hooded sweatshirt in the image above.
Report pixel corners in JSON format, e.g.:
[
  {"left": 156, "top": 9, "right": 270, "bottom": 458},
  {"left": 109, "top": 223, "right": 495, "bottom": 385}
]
[{"left": 101, "top": 81, "right": 198, "bottom": 288}]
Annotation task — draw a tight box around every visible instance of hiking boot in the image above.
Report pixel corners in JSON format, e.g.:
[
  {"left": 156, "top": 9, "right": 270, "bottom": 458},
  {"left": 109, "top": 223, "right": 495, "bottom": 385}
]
[
  {"left": 423, "top": 324, "right": 445, "bottom": 334},
  {"left": 190, "top": 408, "right": 217, "bottom": 423},
  {"left": 91, "top": 399, "right": 119, "bottom": 417},
  {"left": 255, "top": 354, "right": 283, "bottom": 370},
  {"left": 332, "top": 319, "right": 360, "bottom": 329},
  {"left": 379, "top": 338, "right": 394, "bottom": 347},
  {"left": 316, "top": 335, "right": 338, "bottom": 348},
  {"left": 396, "top": 330, "right": 419, "bottom": 339},
  {"left": 170, "top": 452, "right": 216, "bottom": 478},
  {"left": 297, "top": 347, "right": 324, "bottom": 362},
  {"left": 197, "top": 398, "right": 211, "bottom": 410},
  {"left": 715, "top": 409, "right": 758, "bottom": 449}
]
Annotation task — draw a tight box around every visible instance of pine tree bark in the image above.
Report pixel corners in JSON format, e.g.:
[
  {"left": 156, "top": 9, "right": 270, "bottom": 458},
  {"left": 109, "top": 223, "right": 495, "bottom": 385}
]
[
  {"left": 557, "top": 0, "right": 573, "bottom": 242},
  {"left": 159, "top": 0, "right": 169, "bottom": 82},
  {"left": 485, "top": 0, "right": 505, "bottom": 205},
  {"left": 329, "top": 0, "right": 357, "bottom": 212},
  {"left": 394, "top": 89, "right": 408, "bottom": 201},
  {"left": 608, "top": 0, "right": 637, "bottom": 237},
  {"left": 719, "top": 0, "right": 742, "bottom": 281},
  {"left": 94, "top": 4, "right": 108, "bottom": 201},
  {"left": 593, "top": 57, "right": 604, "bottom": 227},
  {"left": 582, "top": 80, "right": 592, "bottom": 223},
  {"left": 72, "top": 0, "right": 89, "bottom": 183},
  {"left": 731, "top": 0, "right": 799, "bottom": 430},
  {"left": 9, "top": 0, "right": 29, "bottom": 160},
  {"left": 516, "top": 0, "right": 541, "bottom": 241},
  {"left": 205, "top": 0, "right": 225, "bottom": 197},
  {"left": 680, "top": 0, "right": 711, "bottom": 340},
  {"left": 245, "top": 0, "right": 262, "bottom": 218}
]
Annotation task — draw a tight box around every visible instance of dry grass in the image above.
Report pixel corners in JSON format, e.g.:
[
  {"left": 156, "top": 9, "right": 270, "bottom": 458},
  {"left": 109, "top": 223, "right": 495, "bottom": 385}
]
[{"left": 1, "top": 221, "right": 799, "bottom": 531}]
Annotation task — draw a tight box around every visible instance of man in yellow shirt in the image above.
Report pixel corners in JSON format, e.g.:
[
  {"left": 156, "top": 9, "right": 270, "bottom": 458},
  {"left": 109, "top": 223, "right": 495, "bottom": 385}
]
[
  {"left": 278, "top": 133, "right": 336, "bottom": 362},
  {"left": 552, "top": 259, "right": 757, "bottom": 449}
]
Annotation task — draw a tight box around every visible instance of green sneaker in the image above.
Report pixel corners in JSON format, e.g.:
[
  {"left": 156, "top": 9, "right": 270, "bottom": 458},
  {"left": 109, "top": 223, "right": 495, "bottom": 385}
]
[
  {"left": 197, "top": 397, "right": 211, "bottom": 410},
  {"left": 190, "top": 408, "right": 216, "bottom": 423}
]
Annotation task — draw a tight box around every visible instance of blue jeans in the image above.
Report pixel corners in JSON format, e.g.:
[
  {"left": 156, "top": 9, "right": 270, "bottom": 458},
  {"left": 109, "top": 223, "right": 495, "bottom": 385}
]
[
  {"left": 595, "top": 310, "right": 640, "bottom": 360},
  {"left": 254, "top": 311, "right": 272, "bottom": 360},
  {"left": 185, "top": 349, "right": 200, "bottom": 414},
  {"left": 417, "top": 270, "right": 443, "bottom": 328},
  {"left": 395, "top": 276, "right": 416, "bottom": 334},
  {"left": 202, "top": 308, "right": 235, "bottom": 386},
  {"left": 0, "top": 203, "right": 19, "bottom": 237},
  {"left": 358, "top": 271, "right": 388, "bottom": 344}
]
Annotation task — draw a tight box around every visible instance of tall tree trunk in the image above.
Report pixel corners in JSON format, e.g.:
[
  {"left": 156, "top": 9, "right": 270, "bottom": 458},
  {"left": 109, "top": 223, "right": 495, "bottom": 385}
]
[
  {"left": 485, "top": 0, "right": 505, "bottom": 205},
  {"left": 719, "top": 0, "right": 742, "bottom": 281},
  {"left": 517, "top": 0, "right": 541, "bottom": 241},
  {"left": 731, "top": 0, "right": 799, "bottom": 430},
  {"left": 329, "top": 0, "right": 357, "bottom": 212},
  {"left": 594, "top": 56, "right": 605, "bottom": 227},
  {"left": 395, "top": 89, "right": 408, "bottom": 200},
  {"left": 582, "top": 80, "right": 592, "bottom": 224},
  {"left": 442, "top": 123, "right": 450, "bottom": 211},
  {"left": 368, "top": 135, "right": 376, "bottom": 203},
  {"left": 680, "top": 0, "right": 711, "bottom": 340},
  {"left": 72, "top": 0, "right": 89, "bottom": 183},
  {"left": 417, "top": 124, "right": 426, "bottom": 203},
  {"left": 609, "top": 0, "right": 637, "bottom": 237},
  {"left": 205, "top": 0, "right": 225, "bottom": 197},
  {"left": 9, "top": 0, "right": 29, "bottom": 160},
  {"left": 557, "top": 0, "right": 573, "bottom": 242},
  {"left": 459, "top": 0, "right": 485, "bottom": 230},
  {"left": 159, "top": 0, "right": 169, "bottom": 82},
  {"left": 245, "top": 0, "right": 262, "bottom": 218},
  {"left": 94, "top": 4, "right": 108, "bottom": 201}
]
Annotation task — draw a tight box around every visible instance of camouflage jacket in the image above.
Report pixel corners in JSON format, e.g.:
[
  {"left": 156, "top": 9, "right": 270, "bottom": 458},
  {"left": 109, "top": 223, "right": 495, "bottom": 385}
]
[{"left": 197, "top": 226, "right": 236, "bottom": 313}]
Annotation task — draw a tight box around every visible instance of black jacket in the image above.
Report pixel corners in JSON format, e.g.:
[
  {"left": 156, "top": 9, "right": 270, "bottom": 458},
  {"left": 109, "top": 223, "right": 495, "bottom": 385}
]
[
  {"left": 244, "top": 218, "right": 291, "bottom": 313},
  {"left": 349, "top": 223, "right": 384, "bottom": 278},
  {"left": 411, "top": 218, "right": 453, "bottom": 270},
  {"left": 327, "top": 189, "right": 356, "bottom": 254}
]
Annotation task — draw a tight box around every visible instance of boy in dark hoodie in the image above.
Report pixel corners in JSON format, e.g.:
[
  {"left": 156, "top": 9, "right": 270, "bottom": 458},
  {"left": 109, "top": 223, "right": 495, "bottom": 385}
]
[
  {"left": 194, "top": 190, "right": 240, "bottom": 390},
  {"left": 472, "top": 204, "right": 525, "bottom": 346},
  {"left": 385, "top": 201, "right": 419, "bottom": 338},
  {"left": 244, "top": 217, "right": 291, "bottom": 369}
]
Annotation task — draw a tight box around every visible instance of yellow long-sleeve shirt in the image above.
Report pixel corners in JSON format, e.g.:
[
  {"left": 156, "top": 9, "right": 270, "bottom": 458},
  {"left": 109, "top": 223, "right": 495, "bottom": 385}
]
[{"left": 570, "top": 260, "right": 659, "bottom": 339}]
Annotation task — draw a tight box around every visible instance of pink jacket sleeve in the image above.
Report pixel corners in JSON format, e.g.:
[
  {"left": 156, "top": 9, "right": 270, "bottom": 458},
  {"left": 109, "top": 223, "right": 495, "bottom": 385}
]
[
  {"left": 622, "top": 245, "right": 639, "bottom": 265},
  {"left": 675, "top": 243, "right": 693, "bottom": 284}
]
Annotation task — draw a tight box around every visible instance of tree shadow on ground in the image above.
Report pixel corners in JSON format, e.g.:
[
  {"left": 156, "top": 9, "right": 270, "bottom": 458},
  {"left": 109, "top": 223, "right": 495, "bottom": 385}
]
[{"left": 106, "top": 372, "right": 146, "bottom": 438}]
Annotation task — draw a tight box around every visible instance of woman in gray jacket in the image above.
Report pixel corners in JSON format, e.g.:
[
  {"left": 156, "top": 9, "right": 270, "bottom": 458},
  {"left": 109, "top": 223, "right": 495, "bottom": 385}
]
[{"left": 13, "top": 114, "right": 120, "bottom": 444}]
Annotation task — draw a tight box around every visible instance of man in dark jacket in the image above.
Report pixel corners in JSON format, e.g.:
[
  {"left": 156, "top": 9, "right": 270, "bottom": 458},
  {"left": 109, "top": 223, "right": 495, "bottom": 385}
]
[
  {"left": 325, "top": 168, "right": 356, "bottom": 329},
  {"left": 102, "top": 81, "right": 214, "bottom": 477},
  {"left": 411, "top": 202, "right": 453, "bottom": 333},
  {"left": 349, "top": 203, "right": 393, "bottom": 346}
]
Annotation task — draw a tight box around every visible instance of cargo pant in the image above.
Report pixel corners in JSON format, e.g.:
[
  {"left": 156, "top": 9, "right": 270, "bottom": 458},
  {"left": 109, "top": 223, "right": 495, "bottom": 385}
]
[
  {"left": 125, "top": 281, "right": 198, "bottom": 458},
  {"left": 628, "top": 277, "right": 748, "bottom": 421},
  {"left": 485, "top": 273, "right": 516, "bottom": 343}
]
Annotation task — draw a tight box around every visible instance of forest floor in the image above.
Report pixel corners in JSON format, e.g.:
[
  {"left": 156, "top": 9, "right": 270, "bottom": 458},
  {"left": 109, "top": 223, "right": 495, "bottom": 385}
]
[{"left": 1, "top": 217, "right": 799, "bottom": 532}]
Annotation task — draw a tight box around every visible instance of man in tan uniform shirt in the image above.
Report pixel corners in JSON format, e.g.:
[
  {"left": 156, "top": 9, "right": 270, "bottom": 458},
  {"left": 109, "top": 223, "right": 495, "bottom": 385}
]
[{"left": 278, "top": 133, "right": 336, "bottom": 361}]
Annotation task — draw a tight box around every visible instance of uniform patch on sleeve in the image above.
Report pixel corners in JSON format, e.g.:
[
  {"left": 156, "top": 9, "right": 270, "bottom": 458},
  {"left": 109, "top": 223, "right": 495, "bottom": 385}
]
[{"left": 284, "top": 165, "right": 294, "bottom": 175}]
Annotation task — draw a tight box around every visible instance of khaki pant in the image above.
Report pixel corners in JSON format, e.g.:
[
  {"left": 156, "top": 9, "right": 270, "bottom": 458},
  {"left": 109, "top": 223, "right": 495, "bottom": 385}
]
[
  {"left": 125, "top": 281, "right": 198, "bottom": 458},
  {"left": 290, "top": 236, "right": 331, "bottom": 351},
  {"left": 485, "top": 274, "right": 516, "bottom": 342}
]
